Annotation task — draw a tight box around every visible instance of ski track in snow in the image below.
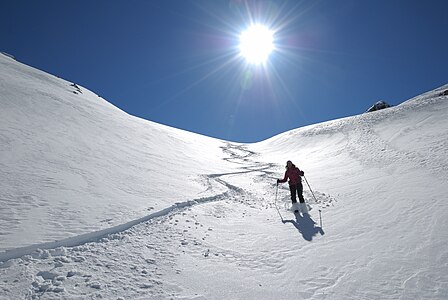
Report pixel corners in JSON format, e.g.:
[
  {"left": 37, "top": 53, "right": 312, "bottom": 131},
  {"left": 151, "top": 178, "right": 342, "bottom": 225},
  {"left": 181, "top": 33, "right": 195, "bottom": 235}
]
[{"left": 0, "top": 142, "right": 331, "bottom": 299}]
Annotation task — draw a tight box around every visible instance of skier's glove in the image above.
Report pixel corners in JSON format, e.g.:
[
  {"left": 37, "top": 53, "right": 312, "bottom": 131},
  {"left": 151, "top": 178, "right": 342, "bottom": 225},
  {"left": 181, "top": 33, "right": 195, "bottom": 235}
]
[
  {"left": 276, "top": 179, "right": 280, "bottom": 184},
  {"left": 300, "top": 171, "right": 304, "bottom": 176}
]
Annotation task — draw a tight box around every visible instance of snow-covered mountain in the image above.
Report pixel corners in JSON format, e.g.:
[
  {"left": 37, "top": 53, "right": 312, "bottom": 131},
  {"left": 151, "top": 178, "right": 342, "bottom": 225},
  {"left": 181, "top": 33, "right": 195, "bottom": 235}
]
[
  {"left": 1, "top": 53, "right": 447, "bottom": 299},
  {"left": 0, "top": 53, "right": 236, "bottom": 251}
]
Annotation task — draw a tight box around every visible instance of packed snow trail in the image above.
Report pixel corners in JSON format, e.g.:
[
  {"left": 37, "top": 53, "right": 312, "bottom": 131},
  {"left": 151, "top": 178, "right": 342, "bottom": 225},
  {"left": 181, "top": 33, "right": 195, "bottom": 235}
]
[{"left": 0, "top": 143, "right": 330, "bottom": 299}]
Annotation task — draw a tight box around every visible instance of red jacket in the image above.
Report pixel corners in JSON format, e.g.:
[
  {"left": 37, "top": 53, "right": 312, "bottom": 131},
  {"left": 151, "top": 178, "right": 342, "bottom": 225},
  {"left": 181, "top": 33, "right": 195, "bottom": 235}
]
[{"left": 279, "top": 166, "right": 304, "bottom": 185}]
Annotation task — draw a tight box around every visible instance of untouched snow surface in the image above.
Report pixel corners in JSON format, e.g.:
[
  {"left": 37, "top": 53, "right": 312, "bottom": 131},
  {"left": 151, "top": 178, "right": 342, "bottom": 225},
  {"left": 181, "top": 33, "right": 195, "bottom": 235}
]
[{"left": 1, "top": 53, "right": 447, "bottom": 299}]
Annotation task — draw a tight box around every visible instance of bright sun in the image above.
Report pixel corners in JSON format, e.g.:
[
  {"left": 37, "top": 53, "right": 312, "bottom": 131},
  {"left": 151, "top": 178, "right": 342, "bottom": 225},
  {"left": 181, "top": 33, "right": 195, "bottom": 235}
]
[{"left": 239, "top": 24, "right": 274, "bottom": 65}]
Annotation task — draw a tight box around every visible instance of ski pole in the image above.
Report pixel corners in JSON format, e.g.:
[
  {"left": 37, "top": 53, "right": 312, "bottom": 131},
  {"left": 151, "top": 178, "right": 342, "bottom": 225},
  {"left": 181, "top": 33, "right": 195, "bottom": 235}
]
[
  {"left": 274, "top": 183, "right": 284, "bottom": 222},
  {"left": 304, "top": 175, "right": 322, "bottom": 228}
]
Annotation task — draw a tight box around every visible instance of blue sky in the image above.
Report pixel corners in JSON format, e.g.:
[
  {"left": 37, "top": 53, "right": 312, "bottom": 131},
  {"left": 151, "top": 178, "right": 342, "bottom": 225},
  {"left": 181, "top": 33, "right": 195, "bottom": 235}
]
[{"left": 1, "top": 0, "right": 447, "bottom": 142}]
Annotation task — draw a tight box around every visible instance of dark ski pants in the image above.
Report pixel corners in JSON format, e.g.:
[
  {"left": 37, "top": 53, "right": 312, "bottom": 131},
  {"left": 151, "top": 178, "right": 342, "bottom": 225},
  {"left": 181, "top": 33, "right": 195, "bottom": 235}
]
[{"left": 289, "top": 183, "right": 305, "bottom": 204}]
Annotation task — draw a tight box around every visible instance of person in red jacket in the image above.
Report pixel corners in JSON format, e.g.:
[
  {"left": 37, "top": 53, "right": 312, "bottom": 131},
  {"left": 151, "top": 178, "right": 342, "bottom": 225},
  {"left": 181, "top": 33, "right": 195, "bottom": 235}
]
[{"left": 277, "top": 160, "right": 308, "bottom": 214}]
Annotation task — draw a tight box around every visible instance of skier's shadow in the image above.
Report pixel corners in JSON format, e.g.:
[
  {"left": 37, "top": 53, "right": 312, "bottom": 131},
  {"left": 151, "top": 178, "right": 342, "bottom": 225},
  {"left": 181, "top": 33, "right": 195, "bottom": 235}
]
[{"left": 283, "top": 213, "right": 325, "bottom": 241}]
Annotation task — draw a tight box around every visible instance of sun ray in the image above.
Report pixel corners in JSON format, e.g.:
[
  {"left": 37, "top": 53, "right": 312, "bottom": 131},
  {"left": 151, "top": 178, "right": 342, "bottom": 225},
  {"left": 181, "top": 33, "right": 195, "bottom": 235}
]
[
  {"left": 265, "top": 59, "right": 311, "bottom": 124},
  {"left": 151, "top": 53, "right": 242, "bottom": 111}
]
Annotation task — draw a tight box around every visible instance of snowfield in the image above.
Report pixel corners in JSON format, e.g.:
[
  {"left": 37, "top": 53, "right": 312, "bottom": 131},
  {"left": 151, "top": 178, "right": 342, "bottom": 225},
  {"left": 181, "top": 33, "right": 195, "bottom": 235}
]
[{"left": 1, "top": 53, "right": 447, "bottom": 299}]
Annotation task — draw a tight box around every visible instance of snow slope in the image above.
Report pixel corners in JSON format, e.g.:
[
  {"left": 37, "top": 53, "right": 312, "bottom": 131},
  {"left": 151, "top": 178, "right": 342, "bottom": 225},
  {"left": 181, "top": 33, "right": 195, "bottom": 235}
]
[
  {"left": 1, "top": 53, "right": 447, "bottom": 299},
  {"left": 0, "top": 53, "right": 235, "bottom": 251}
]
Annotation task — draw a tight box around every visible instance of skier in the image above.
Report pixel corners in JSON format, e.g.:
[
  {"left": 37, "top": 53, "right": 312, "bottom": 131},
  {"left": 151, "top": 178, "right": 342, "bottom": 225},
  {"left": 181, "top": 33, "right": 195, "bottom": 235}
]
[{"left": 277, "top": 160, "right": 308, "bottom": 214}]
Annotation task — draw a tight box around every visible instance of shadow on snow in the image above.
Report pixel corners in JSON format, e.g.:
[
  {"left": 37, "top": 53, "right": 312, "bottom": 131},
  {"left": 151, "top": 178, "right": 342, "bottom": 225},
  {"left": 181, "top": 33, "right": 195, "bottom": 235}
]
[{"left": 283, "top": 213, "right": 325, "bottom": 241}]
